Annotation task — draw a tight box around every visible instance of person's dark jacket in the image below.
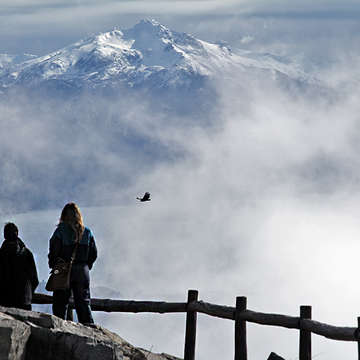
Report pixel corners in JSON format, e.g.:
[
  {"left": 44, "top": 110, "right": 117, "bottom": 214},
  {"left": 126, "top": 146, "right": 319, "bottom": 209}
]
[
  {"left": 0, "top": 237, "right": 39, "bottom": 308},
  {"left": 48, "top": 223, "right": 97, "bottom": 270}
]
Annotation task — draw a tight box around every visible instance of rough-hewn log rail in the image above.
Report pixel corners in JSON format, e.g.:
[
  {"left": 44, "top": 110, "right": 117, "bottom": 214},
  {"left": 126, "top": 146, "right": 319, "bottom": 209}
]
[
  {"left": 191, "top": 301, "right": 357, "bottom": 341},
  {"left": 32, "top": 293, "right": 187, "bottom": 313},
  {"left": 32, "top": 293, "right": 358, "bottom": 342},
  {"left": 91, "top": 299, "right": 187, "bottom": 313}
]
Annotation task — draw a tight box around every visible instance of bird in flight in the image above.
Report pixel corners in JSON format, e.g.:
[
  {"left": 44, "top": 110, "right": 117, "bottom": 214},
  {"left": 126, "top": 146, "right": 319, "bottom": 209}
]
[{"left": 137, "top": 192, "right": 151, "bottom": 202}]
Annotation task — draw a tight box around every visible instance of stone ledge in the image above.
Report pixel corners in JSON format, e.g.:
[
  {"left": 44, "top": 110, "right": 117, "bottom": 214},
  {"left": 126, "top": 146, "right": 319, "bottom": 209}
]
[{"left": 0, "top": 307, "right": 182, "bottom": 360}]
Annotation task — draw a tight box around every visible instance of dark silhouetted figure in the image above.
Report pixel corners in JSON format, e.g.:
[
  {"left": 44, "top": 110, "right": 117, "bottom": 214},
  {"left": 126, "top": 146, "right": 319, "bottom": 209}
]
[
  {"left": 0, "top": 222, "right": 39, "bottom": 310},
  {"left": 137, "top": 192, "right": 151, "bottom": 202},
  {"left": 48, "top": 202, "right": 97, "bottom": 325}
]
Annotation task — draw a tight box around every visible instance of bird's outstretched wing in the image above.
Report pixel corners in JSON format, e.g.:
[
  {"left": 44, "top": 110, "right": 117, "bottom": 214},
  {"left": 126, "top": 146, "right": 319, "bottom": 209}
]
[{"left": 137, "top": 192, "right": 151, "bottom": 201}]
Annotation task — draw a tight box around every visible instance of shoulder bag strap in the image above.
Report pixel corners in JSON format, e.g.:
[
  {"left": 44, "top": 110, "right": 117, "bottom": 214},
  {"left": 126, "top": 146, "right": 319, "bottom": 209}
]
[{"left": 70, "top": 236, "right": 81, "bottom": 264}]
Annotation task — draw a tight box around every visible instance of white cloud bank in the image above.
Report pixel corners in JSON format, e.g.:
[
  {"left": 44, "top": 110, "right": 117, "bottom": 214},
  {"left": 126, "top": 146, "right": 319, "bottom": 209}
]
[{"left": 2, "top": 60, "right": 360, "bottom": 360}]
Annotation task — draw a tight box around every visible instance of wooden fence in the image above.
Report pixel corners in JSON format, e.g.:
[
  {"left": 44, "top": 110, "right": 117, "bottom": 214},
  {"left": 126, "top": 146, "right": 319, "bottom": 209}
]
[{"left": 32, "top": 290, "right": 360, "bottom": 360}]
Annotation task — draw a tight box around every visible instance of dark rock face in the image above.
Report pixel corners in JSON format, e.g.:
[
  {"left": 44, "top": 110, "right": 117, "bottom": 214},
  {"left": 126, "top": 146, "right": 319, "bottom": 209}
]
[
  {"left": 268, "top": 352, "right": 286, "bottom": 360},
  {"left": 0, "top": 312, "right": 30, "bottom": 360},
  {"left": 0, "top": 306, "right": 181, "bottom": 360}
]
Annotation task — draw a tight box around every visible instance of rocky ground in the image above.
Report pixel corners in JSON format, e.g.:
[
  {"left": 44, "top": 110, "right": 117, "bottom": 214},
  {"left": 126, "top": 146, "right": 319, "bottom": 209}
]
[{"left": 0, "top": 306, "right": 181, "bottom": 360}]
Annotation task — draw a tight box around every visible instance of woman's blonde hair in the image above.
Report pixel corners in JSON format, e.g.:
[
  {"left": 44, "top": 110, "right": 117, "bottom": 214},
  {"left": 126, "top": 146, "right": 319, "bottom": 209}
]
[{"left": 59, "top": 202, "right": 84, "bottom": 242}]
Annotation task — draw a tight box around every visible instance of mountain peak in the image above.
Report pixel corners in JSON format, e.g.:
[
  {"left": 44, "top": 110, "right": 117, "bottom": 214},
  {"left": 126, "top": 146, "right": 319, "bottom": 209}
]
[
  {"left": 132, "top": 18, "right": 169, "bottom": 32},
  {"left": 123, "top": 18, "right": 173, "bottom": 42},
  {"left": 139, "top": 18, "right": 162, "bottom": 27}
]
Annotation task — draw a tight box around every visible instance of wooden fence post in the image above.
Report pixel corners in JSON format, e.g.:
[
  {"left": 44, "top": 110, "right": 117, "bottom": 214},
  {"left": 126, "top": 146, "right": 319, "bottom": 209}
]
[
  {"left": 235, "top": 296, "right": 247, "bottom": 360},
  {"left": 299, "top": 306, "right": 312, "bottom": 360},
  {"left": 357, "top": 317, "right": 360, "bottom": 360},
  {"left": 184, "top": 290, "right": 198, "bottom": 360}
]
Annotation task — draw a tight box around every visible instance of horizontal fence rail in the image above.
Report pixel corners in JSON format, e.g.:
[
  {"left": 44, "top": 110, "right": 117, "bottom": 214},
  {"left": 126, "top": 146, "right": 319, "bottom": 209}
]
[
  {"left": 33, "top": 293, "right": 187, "bottom": 313},
  {"left": 32, "top": 292, "right": 359, "bottom": 342}
]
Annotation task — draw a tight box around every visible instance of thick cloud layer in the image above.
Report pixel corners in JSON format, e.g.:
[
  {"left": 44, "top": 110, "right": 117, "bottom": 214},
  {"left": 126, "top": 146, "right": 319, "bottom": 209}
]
[{"left": 1, "top": 58, "right": 360, "bottom": 360}]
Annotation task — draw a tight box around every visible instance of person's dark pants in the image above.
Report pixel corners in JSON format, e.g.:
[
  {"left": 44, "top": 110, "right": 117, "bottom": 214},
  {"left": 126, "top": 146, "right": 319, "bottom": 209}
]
[{"left": 53, "top": 264, "right": 94, "bottom": 324}]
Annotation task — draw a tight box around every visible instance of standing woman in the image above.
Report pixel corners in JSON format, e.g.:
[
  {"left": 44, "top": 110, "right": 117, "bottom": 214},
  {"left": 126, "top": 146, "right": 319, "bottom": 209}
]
[{"left": 48, "top": 203, "right": 97, "bottom": 324}]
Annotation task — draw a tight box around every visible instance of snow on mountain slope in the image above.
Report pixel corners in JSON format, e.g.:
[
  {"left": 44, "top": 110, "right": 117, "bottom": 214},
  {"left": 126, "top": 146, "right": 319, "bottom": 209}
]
[
  {"left": 0, "top": 19, "right": 314, "bottom": 91},
  {"left": 0, "top": 53, "right": 36, "bottom": 73}
]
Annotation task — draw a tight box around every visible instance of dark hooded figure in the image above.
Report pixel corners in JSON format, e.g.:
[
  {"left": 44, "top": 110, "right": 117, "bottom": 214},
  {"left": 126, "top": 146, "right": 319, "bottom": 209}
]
[{"left": 0, "top": 222, "right": 39, "bottom": 310}]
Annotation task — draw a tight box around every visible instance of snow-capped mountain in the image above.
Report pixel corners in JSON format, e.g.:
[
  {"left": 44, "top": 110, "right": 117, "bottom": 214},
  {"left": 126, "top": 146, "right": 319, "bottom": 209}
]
[
  {"left": 0, "top": 20, "right": 324, "bottom": 215},
  {"left": 0, "top": 19, "right": 313, "bottom": 92}
]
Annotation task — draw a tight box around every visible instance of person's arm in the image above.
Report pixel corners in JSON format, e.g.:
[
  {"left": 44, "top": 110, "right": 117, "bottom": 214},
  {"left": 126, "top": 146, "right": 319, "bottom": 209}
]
[
  {"left": 48, "top": 229, "right": 62, "bottom": 268},
  {"left": 88, "top": 231, "right": 97, "bottom": 270}
]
